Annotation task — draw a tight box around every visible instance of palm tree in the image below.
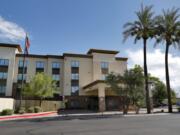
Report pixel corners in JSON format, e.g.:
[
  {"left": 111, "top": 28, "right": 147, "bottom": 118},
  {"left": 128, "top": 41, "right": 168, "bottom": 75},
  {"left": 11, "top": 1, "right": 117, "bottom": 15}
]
[
  {"left": 155, "top": 8, "right": 180, "bottom": 113},
  {"left": 123, "top": 4, "right": 156, "bottom": 114}
]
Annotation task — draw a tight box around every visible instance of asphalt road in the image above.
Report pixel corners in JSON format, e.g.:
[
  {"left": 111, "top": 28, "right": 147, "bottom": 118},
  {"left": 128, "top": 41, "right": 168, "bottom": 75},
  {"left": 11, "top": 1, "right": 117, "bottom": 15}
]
[{"left": 0, "top": 114, "right": 180, "bottom": 135}]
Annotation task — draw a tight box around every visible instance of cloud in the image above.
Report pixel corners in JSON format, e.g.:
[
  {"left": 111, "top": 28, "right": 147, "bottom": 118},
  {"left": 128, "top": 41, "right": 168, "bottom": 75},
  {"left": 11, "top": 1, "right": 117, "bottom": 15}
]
[
  {"left": 126, "top": 49, "right": 180, "bottom": 95},
  {"left": 0, "top": 16, "right": 26, "bottom": 41}
]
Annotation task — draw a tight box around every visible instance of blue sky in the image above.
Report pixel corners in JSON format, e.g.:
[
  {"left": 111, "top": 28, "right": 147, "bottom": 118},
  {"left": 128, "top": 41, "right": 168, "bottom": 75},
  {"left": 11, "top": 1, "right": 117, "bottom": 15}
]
[
  {"left": 1, "top": 0, "right": 180, "bottom": 93},
  {"left": 0, "top": 0, "right": 179, "bottom": 56}
]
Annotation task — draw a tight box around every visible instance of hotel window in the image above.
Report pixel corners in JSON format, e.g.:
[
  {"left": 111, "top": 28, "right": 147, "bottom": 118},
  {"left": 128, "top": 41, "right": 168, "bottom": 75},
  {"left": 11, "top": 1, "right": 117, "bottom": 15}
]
[
  {"left": 71, "top": 61, "right": 79, "bottom": 95},
  {"left": 52, "top": 62, "right": 60, "bottom": 74},
  {"left": 71, "top": 73, "right": 79, "bottom": 80},
  {"left": 0, "top": 72, "right": 8, "bottom": 79},
  {"left": 17, "top": 74, "right": 26, "bottom": 81},
  {"left": 0, "top": 59, "right": 9, "bottom": 66},
  {"left": 18, "top": 60, "right": 28, "bottom": 67},
  {"left": 52, "top": 62, "right": 60, "bottom": 69},
  {"left": 71, "top": 86, "right": 79, "bottom": 95},
  {"left": 0, "top": 59, "right": 9, "bottom": 96},
  {"left": 17, "top": 60, "right": 28, "bottom": 83},
  {"left": 71, "top": 61, "right": 79, "bottom": 67},
  {"left": 52, "top": 75, "right": 60, "bottom": 81},
  {"left": 52, "top": 62, "right": 61, "bottom": 87},
  {"left": 0, "top": 85, "right": 6, "bottom": 96},
  {"left": 18, "top": 60, "right": 28, "bottom": 74},
  {"left": 36, "top": 61, "right": 44, "bottom": 73},
  {"left": 101, "top": 62, "right": 109, "bottom": 80}
]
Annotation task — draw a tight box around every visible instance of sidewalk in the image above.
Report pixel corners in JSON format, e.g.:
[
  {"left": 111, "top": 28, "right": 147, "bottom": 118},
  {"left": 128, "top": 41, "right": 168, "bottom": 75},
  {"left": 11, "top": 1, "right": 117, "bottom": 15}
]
[
  {"left": 0, "top": 108, "right": 178, "bottom": 122},
  {"left": 0, "top": 111, "right": 57, "bottom": 121}
]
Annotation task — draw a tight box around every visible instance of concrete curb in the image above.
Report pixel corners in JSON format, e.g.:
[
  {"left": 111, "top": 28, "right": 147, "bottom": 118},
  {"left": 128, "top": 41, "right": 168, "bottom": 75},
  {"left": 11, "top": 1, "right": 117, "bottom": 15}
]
[
  {"left": 0, "top": 111, "right": 57, "bottom": 121},
  {"left": 0, "top": 111, "right": 175, "bottom": 122},
  {"left": 57, "top": 112, "right": 172, "bottom": 118},
  {"left": 124, "top": 113, "right": 171, "bottom": 117}
]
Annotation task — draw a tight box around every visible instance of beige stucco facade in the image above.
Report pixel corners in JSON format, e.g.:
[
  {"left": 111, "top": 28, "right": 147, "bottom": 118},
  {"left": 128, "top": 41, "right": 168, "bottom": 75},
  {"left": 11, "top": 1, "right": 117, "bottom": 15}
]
[
  {"left": 0, "top": 46, "right": 19, "bottom": 96},
  {"left": 0, "top": 43, "right": 127, "bottom": 111}
]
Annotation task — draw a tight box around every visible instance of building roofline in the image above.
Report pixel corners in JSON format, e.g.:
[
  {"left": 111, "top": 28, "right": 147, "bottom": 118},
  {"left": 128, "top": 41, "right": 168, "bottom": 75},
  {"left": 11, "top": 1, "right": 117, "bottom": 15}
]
[
  {"left": 0, "top": 43, "right": 22, "bottom": 52},
  {"left": 87, "top": 49, "right": 119, "bottom": 55},
  {"left": 115, "top": 57, "right": 128, "bottom": 61},
  {"left": 16, "top": 54, "right": 128, "bottom": 61},
  {"left": 16, "top": 54, "right": 64, "bottom": 59},
  {"left": 63, "top": 53, "right": 93, "bottom": 58},
  {"left": 83, "top": 80, "right": 106, "bottom": 89}
]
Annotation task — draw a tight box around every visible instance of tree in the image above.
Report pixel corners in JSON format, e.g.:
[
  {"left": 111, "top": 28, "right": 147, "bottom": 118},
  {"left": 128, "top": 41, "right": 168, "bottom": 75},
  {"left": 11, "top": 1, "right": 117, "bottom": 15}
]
[
  {"left": 23, "top": 73, "right": 58, "bottom": 107},
  {"left": 150, "top": 76, "right": 167, "bottom": 106},
  {"left": 106, "top": 65, "right": 144, "bottom": 114},
  {"left": 155, "top": 8, "right": 180, "bottom": 112},
  {"left": 149, "top": 76, "right": 177, "bottom": 107},
  {"left": 123, "top": 4, "right": 156, "bottom": 113}
]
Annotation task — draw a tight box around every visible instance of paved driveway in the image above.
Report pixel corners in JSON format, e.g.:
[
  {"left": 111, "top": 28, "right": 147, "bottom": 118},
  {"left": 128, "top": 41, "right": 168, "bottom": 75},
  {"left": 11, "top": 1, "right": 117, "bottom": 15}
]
[{"left": 0, "top": 114, "right": 180, "bottom": 135}]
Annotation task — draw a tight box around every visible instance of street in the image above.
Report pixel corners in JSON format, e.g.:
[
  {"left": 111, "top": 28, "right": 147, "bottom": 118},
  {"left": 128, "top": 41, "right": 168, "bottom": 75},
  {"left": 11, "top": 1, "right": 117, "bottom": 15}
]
[{"left": 0, "top": 114, "right": 180, "bottom": 135}]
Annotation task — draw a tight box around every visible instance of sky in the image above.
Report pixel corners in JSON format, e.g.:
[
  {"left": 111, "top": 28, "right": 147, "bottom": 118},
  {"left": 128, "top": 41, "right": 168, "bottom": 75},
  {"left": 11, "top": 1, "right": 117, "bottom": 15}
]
[{"left": 0, "top": 0, "right": 180, "bottom": 95}]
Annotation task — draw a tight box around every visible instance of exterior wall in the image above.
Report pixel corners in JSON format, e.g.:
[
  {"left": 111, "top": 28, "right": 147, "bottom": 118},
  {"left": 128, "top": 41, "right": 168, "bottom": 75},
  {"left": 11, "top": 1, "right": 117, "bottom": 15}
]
[
  {"left": 14, "top": 57, "right": 64, "bottom": 94},
  {"left": 15, "top": 99, "right": 61, "bottom": 111},
  {"left": 0, "top": 45, "right": 127, "bottom": 98},
  {"left": 0, "top": 47, "right": 18, "bottom": 96},
  {"left": 0, "top": 98, "right": 14, "bottom": 111},
  {"left": 47, "top": 58, "right": 64, "bottom": 94},
  {"left": 92, "top": 53, "right": 115, "bottom": 81},
  {"left": 110, "top": 60, "right": 127, "bottom": 75},
  {"left": 63, "top": 56, "right": 93, "bottom": 96},
  {"left": 92, "top": 53, "right": 127, "bottom": 81}
]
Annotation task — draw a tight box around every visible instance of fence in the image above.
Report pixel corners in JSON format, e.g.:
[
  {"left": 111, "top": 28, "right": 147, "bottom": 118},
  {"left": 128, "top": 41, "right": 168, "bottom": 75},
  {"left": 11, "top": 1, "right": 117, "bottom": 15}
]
[{"left": 15, "top": 99, "right": 62, "bottom": 111}]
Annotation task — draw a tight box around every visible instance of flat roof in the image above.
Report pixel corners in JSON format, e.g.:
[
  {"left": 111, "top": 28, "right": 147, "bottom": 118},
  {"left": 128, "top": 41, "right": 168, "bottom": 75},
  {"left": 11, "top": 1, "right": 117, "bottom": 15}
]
[
  {"left": 87, "top": 49, "right": 119, "bottom": 55},
  {"left": 0, "top": 43, "right": 22, "bottom": 52}
]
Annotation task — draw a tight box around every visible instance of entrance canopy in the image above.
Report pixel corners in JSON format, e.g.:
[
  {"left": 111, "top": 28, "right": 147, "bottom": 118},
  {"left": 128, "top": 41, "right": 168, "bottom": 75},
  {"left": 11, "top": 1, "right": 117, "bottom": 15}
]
[{"left": 83, "top": 80, "right": 116, "bottom": 112}]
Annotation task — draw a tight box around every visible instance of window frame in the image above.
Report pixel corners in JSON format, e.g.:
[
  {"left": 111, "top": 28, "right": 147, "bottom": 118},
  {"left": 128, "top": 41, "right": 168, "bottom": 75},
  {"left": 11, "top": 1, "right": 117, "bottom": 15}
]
[
  {"left": 0, "top": 72, "right": 8, "bottom": 79},
  {"left": 0, "top": 59, "right": 9, "bottom": 66},
  {"left": 71, "top": 61, "right": 79, "bottom": 67},
  {"left": 18, "top": 60, "right": 28, "bottom": 67},
  {"left": 101, "top": 62, "right": 109, "bottom": 69},
  {"left": 52, "top": 62, "right": 61, "bottom": 69},
  {"left": 36, "top": 61, "right": 45, "bottom": 69}
]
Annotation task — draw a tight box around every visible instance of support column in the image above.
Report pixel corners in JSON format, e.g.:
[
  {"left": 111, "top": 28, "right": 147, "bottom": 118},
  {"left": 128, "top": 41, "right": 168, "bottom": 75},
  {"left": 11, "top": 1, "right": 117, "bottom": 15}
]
[{"left": 98, "top": 86, "right": 106, "bottom": 112}]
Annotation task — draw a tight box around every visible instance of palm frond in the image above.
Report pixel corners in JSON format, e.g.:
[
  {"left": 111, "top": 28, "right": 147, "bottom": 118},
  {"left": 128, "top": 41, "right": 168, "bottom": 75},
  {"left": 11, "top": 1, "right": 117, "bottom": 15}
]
[
  {"left": 155, "top": 7, "right": 180, "bottom": 48},
  {"left": 123, "top": 4, "right": 155, "bottom": 43}
]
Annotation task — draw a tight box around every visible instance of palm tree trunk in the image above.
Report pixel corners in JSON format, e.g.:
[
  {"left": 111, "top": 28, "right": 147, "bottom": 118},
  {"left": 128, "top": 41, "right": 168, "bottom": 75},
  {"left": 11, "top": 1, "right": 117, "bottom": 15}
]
[
  {"left": 165, "top": 44, "right": 172, "bottom": 113},
  {"left": 143, "top": 39, "right": 151, "bottom": 114}
]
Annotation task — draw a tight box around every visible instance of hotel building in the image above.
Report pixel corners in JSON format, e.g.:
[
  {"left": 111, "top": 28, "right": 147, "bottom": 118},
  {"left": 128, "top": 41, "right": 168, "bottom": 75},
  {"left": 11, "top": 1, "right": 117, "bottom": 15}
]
[{"left": 0, "top": 43, "right": 127, "bottom": 111}]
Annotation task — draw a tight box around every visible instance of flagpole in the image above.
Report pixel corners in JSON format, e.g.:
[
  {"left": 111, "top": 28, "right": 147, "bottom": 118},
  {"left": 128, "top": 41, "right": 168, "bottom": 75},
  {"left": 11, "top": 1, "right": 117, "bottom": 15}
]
[{"left": 19, "top": 34, "right": 27, "bottom": 108}]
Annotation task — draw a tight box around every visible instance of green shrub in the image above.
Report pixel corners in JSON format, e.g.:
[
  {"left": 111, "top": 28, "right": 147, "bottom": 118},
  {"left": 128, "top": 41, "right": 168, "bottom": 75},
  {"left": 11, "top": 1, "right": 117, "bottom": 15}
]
[
  {"left": 14, "top": 107, "right": 26, "bottom": 114},
  {"left": 1, "top": 109, "right": 14, "bottom": 116},
  {"left": 18, "top": 107, "right": 26, "bottom": 114},
  {"left": 34, "top": 106, "right": 42, "bottom": 113},
  {"left": 27, "top": 107, "right": 35, "bottom": 113}
]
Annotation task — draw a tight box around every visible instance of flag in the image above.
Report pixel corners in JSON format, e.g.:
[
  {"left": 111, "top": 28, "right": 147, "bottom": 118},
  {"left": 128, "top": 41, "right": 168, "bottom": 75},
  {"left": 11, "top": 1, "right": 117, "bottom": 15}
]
[{"left": 25, "top": 34, "right": 30, "bottom": 55}]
